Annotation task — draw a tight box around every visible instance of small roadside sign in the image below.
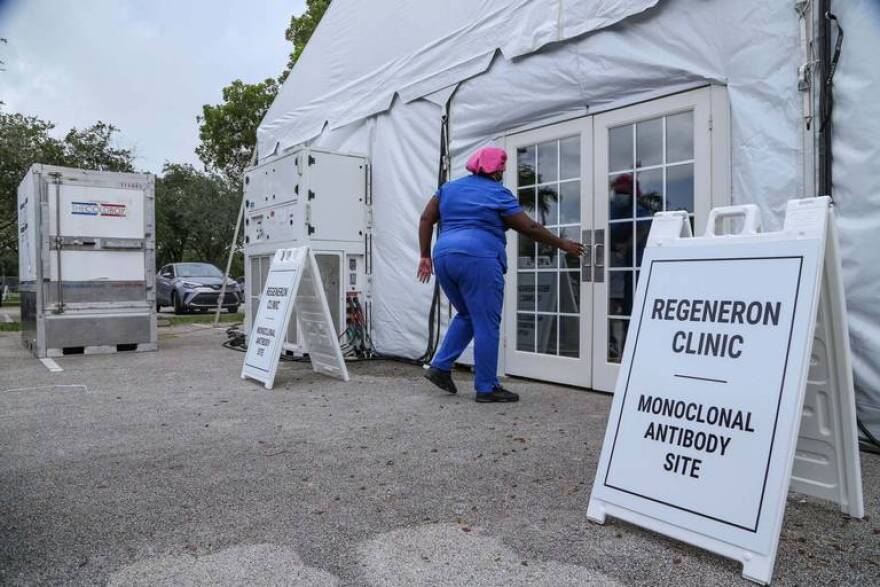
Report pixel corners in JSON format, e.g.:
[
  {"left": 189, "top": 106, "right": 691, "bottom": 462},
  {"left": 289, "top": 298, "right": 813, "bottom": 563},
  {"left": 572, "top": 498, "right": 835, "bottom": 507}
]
[
  {"left": 241, "top": 247, "right": 349, "bottom": 389},
  {"left": 588, "top": 197, "right": 863, "bottom": 585}
]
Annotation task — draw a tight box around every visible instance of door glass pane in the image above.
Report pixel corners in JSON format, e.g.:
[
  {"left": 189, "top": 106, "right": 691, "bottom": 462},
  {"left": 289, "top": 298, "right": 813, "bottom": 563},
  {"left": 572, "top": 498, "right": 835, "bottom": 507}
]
[
  {"left": 608, "top": 318, "right": 629, "bottom": 363},
  {"left": 636, "top": 118, "right": 663, "bottom": 168},
  {"left": 560, "top": 271, "right": 580, "bottom": 314},
  {"left": 666, "top": 163, "right": 694, "bottom": 214},
  {"left": 517, "top": 313, "right": 535, "bottom": 352},
  {"left": 537, "top": 314, "right": 558, "bottom": 355},
  {"left": 517, "top": 145, "right": 537, "bottom": 186},
  {"left": 518, "top": 186, "right": 536, "bottom": 214},
  {"left": 558, "top": 226, "right": 580, "bottom": 269},
  {"left": 537, "top": 141, "right": 558, "bottom": 183},
  {"left": 609, "top": 222, "right": 633, "bottom": 268},
  {"left": 608, "top": 270, "right": 633, "bottom": 316},
  {"left": 609, "top": 124, "right": 633, "bottom": 173},
  {"left": 560, "top": 136, "right": 580, "bottom": 180},
  {"left": 536, "top": 272, "right": 557, "bottom": 312},
  {"left": 667, "top": 111, "right": 694, "bottom": 162},
  {"left": 536, "top": 185, "right": 559, "bottom": 225},
  {"left": 559, "top": 181, "right": 580, "bottom": 225},
  {"left": 635, "top": 168, "right": 663, "bottom": 218},
  {"left": 518, "top": 233, "right": 535, "bottom": 269},
  {"left": 517, "top": 272, "right": 535, "bottom": 311},
  {"left": 536, "top": 229, "right": 558, "bottom": 269},
  {"left": 609, "top": 173, "right": 634, "bottom": 220},
  {"left": 559, "top": 316, "right": 579, "bottom": 358}
]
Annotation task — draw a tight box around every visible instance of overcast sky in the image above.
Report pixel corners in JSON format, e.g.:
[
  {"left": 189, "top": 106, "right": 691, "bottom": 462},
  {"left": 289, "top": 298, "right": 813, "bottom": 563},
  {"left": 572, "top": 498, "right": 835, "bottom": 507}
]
[{"left": 0, "top": 0, "right": 305, "bottom": 173}]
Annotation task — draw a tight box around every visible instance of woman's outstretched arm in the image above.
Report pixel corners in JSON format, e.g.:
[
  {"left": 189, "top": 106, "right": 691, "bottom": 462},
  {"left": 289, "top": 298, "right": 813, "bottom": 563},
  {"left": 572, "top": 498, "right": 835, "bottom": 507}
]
[{"left": 502, "top": 211, "right": 584, "bottom": 256}]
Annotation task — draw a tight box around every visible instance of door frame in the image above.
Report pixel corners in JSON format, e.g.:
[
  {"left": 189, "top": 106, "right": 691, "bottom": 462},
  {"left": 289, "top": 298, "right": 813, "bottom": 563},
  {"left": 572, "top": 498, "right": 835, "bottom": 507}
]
[{"left": 502, "top": 117, "right": 594, "bottom": 387}]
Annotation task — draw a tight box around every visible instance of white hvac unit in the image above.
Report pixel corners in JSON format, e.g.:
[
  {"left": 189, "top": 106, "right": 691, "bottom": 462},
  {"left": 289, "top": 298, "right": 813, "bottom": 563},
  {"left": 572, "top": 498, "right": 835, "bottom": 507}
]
[
  {"left": 242, "top": 148, "right": 371, "bottom": 353},
  {"left": 17, "top": 164, "right": 157, "bottom": 358}
]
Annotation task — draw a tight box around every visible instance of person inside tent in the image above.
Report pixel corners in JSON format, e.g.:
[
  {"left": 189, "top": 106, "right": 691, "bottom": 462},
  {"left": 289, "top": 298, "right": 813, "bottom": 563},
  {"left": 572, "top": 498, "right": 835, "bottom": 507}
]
[{"left": 417, "top": 146, "right": 584, "bottom": 402}]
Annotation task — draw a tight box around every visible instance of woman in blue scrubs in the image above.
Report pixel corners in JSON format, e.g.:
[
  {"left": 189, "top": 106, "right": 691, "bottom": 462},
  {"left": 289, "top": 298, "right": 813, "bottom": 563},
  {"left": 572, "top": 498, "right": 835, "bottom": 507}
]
[{"left": 417, "top": 146, "right": 584, "bottom": 402}]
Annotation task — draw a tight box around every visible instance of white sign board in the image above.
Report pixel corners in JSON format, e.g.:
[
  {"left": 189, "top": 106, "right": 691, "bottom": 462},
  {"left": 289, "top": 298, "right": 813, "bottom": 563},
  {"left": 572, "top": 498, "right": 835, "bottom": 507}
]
[
  {"left": 588, "top": 198, "right": 863, "bottom": 585},
  {"left": 242, "top": 247, "right": 349, "bottom": 389}
]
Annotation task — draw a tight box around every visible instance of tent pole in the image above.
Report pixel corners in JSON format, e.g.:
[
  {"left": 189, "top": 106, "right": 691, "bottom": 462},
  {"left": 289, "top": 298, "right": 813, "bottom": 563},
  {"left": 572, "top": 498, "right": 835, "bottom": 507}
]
[{"left": 214, "top": 191, "right": 245, "bottom": 327}]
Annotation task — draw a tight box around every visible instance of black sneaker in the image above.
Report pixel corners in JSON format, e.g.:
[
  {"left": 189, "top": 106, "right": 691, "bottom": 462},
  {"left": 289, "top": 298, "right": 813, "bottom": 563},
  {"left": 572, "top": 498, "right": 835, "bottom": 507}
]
[
  {"left": 475, "top": 386, "right": 519, "bottom": 403},
  {"left": 424, "top": 367, "right": 457, "bottom": 394}
]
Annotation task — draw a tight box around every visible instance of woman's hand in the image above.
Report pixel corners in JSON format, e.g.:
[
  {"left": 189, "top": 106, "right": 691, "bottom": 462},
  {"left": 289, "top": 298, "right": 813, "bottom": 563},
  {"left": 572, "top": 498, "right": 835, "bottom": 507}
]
[
  {"left": 417, "top": 257, "right": 434, "bottom": 283},
  {"left": 560, "top": 239, "right": 585, "bottom": 256}
]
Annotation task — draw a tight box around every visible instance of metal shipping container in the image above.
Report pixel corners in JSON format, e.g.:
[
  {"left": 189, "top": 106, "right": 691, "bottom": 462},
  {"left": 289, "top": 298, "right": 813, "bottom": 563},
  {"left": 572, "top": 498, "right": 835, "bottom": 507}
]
[{"left": 17, "top": 164, "right": 157, "bottom": 357}]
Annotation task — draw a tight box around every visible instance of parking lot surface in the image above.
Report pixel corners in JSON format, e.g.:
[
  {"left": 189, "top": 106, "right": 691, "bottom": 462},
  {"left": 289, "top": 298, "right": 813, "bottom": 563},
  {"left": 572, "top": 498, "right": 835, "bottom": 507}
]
[{"left": 1, "top": 325, "right": 878, "bottom": 586}]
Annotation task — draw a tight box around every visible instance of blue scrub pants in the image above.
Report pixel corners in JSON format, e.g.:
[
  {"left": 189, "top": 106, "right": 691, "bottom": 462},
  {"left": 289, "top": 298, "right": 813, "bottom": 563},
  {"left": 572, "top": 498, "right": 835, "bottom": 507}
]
[{"left": 430, "top": 252, "right": 504, "bottom": 393}]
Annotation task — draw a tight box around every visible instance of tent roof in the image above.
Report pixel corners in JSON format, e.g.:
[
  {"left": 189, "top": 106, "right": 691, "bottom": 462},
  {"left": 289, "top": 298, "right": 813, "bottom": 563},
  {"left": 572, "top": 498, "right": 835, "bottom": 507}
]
[{"left": 257, "top": 0, "right": 660, "bottom": 158}]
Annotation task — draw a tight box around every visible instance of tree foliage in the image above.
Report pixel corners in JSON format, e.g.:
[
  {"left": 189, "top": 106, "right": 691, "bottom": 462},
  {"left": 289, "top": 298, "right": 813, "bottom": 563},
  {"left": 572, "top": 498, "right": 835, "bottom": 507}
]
[
  {"left": 155, "top": 163, "right": 243, "bottom": 276},
  {"left": 0, "top": 112, "right": 134, "bottom": 277},
  {"left": 280, "top": 0, "right": 332, "bottom": 83},
  {"left": 196, "top": 78, "right": 278, "bottom": 181}
]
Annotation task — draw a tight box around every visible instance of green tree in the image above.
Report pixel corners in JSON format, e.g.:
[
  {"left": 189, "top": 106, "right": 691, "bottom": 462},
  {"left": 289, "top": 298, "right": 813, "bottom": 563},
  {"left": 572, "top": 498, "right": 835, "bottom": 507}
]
[
  {"left": 196, "top": 78, "right": 278, "bottom": 181},
  {"left": 280, "top": 0, "right": 332, "bottom": 83},
  {"left": 155, "top": 163, "right": 243, "bottom": 276}
]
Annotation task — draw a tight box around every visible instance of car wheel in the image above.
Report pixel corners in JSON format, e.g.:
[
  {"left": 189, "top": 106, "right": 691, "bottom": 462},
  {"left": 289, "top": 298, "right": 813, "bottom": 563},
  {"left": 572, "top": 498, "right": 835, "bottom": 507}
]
[
  {"left": 172, "top": 291, "right": 186, "bottom": 315},
  {"left": 227, "top": 305, "right": 239, "bottom": 314}
]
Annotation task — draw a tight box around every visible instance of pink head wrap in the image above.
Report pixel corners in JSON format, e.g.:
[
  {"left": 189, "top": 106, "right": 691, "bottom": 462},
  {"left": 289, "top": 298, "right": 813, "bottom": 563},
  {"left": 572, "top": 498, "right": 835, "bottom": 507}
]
[{"left": 465, "top": 146, "right": 507, "bottom": 176}]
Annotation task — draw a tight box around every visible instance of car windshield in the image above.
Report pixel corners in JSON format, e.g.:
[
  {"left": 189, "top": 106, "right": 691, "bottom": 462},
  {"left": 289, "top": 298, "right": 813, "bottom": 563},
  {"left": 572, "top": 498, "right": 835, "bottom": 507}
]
[{"left": 176, "top": 263, "right": 222, "bottom": 278}]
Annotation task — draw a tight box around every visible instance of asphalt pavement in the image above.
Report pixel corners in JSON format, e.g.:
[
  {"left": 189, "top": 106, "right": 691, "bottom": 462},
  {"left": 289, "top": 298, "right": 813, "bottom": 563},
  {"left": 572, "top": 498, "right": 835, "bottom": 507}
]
[{"left": 0, "top": 325, "right": 877, "bottom": 586}]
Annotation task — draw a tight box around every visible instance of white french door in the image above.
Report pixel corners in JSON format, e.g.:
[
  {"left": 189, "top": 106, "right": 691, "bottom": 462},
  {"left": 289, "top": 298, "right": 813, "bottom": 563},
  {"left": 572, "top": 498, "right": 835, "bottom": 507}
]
[
  {"left": 502, "top": 86, "right": 729, "bottom": 392},
  {"left": 503, "top": 118, "right": 593, "bottom": 386},
  {"left": 591, "top": 87, "right": 727, "bottom": 392}
]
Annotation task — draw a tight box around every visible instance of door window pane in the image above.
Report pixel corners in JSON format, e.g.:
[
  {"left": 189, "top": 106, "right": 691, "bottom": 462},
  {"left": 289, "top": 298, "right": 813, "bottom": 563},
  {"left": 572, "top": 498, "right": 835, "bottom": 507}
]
[
  {"left": 536, "top": 229, "right": 558, "bottom": 269},
  {"left": 667, "top": 111, "right": 694, "bottom": 162},
  {"left": 609, "top": 124, "right": 633, "bottom": 172},
  {"left": 635, "top": 168, "right": 663, "bottom": 218},
  {"left": 609, "top": 173, "right": 634, "bottom": 220},
  {"left": 537, "top": 314, "right": 558, "bottom": 355},
  {"left": 636, "top": 118, "right": 663, "bottom": 168},
  {"left": 558, "top": 226, "right": 581, "bottom": 269},
  {"left": 518, "top": 186, "right": 536, "bottom": 214},
  {"left": 666, "top": 163, "right": 694, "bottom": 214},
  {"left": 518, "top": 233, "right": 535, "bottom": 269},
  {"left": 517, "top": 145, "right": 537, "bottom": 186},
  {"left": 559, "top": 181, "right": 580, "bottom": 225},
  {"left": 537, "top": 141, "right": 558, "bottom": 184},
  {"left": 536, "top": 185, "right": 559, "bottom": 225},
  {"left": 517, "top": 272, "right": 535, "bottom": 311},
  {"left": 608, "top": 270, "right": 633, "bottom": 316},
  {"left": 560, "top": 271, "right": 580, "bottom": 314},
  {"left": 608, "top": 318, "right": 629, "bottom": 363},
  {"left": 559, "top": 316, "right": 579, "bottom": 358},
  {"left": 517, "top": 313, "right": 535, "bottom": 352},
  {"left": 609, "top": 222, "right": 633, "bottom": 268},
  {"left": 560, "top": 136, "right": 580, "bottom": 180},
  {"left": 536, "top": 272, "right": 557, "bottom": 312}
]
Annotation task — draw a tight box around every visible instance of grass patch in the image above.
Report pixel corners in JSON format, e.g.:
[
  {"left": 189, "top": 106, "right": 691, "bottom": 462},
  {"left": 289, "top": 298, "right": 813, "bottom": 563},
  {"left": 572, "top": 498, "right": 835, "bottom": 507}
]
[
  {"left": 0, "top": 322, "right": 22, "bottom": 332},
  {"left": 162, "top": 312, "right": 244, "bottom": 326}
]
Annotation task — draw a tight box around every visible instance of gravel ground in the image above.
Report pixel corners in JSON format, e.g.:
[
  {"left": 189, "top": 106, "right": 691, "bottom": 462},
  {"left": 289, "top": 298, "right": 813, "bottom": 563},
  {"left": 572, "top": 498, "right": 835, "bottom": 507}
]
[{"left": 0, "top": 325, "right": 877, "bottom": 586}]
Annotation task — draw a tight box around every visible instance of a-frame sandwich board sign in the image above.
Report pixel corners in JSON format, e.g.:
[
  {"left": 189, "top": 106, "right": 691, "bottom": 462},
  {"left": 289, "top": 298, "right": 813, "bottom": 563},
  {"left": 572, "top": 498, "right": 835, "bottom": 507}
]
[
  {"left": 587, "top": 197, "right": 863, "bottom": 585},
  {"left": 241, "top": 246, "right": 349, "bottom": 389}
]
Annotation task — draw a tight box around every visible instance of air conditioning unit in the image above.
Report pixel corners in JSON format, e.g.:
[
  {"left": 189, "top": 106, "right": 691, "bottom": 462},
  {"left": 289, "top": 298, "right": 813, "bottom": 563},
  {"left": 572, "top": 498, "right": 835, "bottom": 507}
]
[{"left": 242, "top": 148, "right": 371, "bottom": 353}]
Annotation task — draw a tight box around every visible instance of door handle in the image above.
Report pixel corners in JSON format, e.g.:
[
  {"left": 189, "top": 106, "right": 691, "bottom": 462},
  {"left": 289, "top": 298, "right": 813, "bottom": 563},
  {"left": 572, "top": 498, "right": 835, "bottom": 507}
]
[
  {"left": 593, "top": 229, "right": 605, "bottom": 283},
  {"left": 581, "top": 229, "right": 592, "bottom": 282}
]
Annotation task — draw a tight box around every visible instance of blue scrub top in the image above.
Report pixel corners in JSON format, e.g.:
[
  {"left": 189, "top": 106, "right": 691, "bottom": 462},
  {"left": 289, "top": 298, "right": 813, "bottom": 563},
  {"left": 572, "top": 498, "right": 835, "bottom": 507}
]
[{"left": 432, "top": 174, "right": 523, "bottom": 272}]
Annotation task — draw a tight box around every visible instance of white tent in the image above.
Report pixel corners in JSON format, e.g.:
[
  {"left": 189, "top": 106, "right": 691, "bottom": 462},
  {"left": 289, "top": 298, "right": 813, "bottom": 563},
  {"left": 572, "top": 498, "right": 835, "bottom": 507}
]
[{"left": 256, "top": 0, "right": 880, "bottom": 436}]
